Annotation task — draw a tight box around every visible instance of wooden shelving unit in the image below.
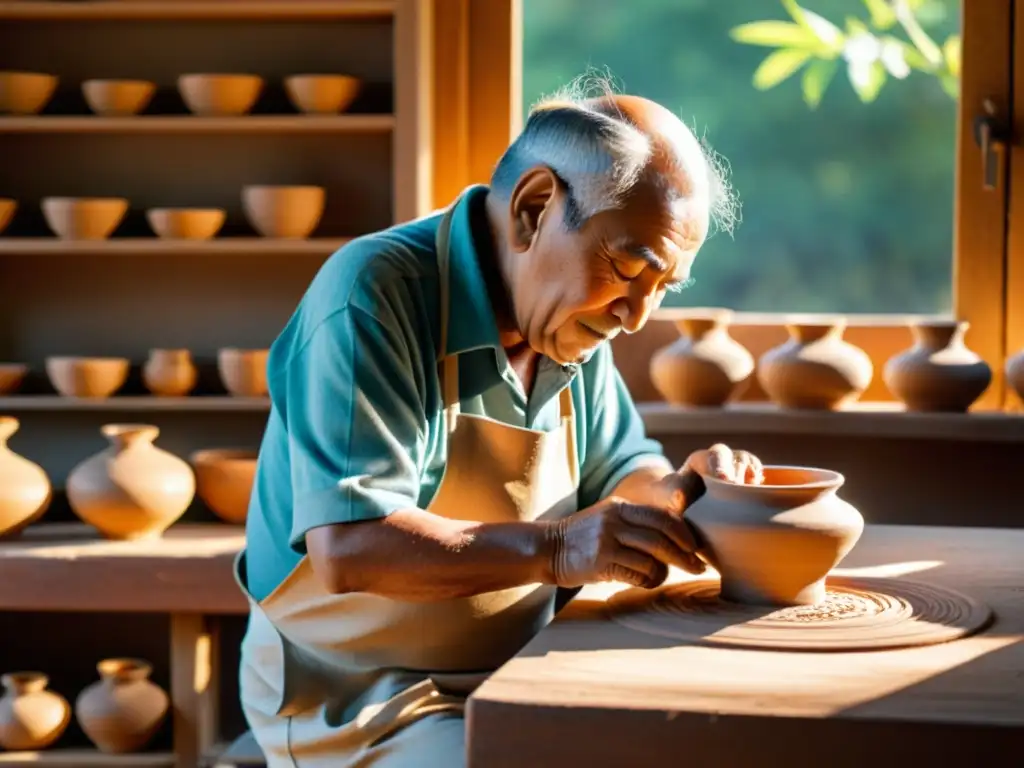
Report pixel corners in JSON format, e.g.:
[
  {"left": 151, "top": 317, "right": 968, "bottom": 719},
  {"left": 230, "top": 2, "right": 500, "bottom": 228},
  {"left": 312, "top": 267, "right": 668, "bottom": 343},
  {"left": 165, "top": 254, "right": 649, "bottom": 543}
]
[
  {"left": 0, "top": 749, "right": 174, "bottom": 766},
  {"left": 0, "top": 115, "right": 395, "bottom": 134},
  {"left": 0, "top": 396, "right": 271, "bottom": 412},
  {"left": 0, "top": 238, "right": 350, "bottom": 256}
]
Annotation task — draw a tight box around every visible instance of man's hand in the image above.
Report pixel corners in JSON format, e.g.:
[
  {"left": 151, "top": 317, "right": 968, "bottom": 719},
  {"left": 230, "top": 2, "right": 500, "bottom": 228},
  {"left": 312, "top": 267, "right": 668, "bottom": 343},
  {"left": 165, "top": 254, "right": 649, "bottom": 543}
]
[{"left": 685, "top": 443, "right": 764, "bottom": 485}]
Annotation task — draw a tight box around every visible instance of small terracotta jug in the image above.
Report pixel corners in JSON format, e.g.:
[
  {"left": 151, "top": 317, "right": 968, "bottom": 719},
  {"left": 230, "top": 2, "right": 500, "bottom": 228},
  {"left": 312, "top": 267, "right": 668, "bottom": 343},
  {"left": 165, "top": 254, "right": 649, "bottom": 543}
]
[
  {"left": 883, "top": 320, "right": 991, "bottom": 412},
  {"left": 1004, "top": 348, "right": 1024, "bottom": 405},
  {"left": 217, "top": 348, "right": 269, "bottom": 396},
  {"left": 66, "top": 424, "right": 195, "bottom": 540},
  {"left": 686, "top": 466, "right": 864, "bottom": 607},
  {"left": 757, "top": 320, "right": 873, "bottom": 409},
  {"left": 75, "top": 659, "right": 168, "bottom": 754},
  {"left": 0, "top": 416, "right": 52, "bottom": 538},
  {"left": 649, "top": 309, "right": 754, "bottom": 406},
  {"left": 142, "top": 349, "right": 197, "bottom": 397},
  {"left": 0, "top": 672, "right": 71, "bottom": 751}
]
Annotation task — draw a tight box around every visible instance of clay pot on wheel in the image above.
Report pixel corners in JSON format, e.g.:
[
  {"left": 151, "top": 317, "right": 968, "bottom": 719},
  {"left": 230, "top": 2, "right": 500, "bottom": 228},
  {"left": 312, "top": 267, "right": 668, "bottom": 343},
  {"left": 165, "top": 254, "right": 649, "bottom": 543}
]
[
  {"left": 757, "top": 320, "right": 873, "bottom": 409},
  {"left": 0, "top": 416, "right": 51, "bottom": 538},
  {"left": 1004, "top": 347, "right": 1024, "bottom": 404},
  {"left": 0, "top": 672, "right": 71, "bottom": 751},
  {"left": 686, "top": 466, "right": 864, "bottom": 607},
  {"left": 649, "top": 308, "right": 754, "bottom": 406},
  {"left": 66, "top": 424, "right": 195, "bottom": 540},
  {"left": 75, "top": 659, "right": 168, "bottom": 754}
]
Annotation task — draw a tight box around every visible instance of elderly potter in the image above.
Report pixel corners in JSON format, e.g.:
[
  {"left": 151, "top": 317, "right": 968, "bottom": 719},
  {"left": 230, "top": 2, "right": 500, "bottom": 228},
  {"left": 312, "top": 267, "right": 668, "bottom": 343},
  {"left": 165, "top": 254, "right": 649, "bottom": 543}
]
[{"left": 238, "top": 86, "right": 762, "bottom": 767}]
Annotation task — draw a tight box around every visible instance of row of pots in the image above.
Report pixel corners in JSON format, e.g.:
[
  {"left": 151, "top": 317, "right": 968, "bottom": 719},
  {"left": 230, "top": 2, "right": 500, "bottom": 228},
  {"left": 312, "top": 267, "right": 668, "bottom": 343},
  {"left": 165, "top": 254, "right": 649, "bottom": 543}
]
[
  {"left": 0, "top": 70, "right": 362, "bottom": 116},
  {"left": 650, "top": 310, "right": 1023, "bottom": 412},
  {"left": 0, "top": 348, "right": 269, "bottom": 398},
  {"left": 0, "top": 186, "right": 325, "bottom": 240},
  {"left": 0, "top": 417, "right": 256, "bottom": 540},
  {"left": 0, "top": 659, "right": 167, "bottom": 754}
]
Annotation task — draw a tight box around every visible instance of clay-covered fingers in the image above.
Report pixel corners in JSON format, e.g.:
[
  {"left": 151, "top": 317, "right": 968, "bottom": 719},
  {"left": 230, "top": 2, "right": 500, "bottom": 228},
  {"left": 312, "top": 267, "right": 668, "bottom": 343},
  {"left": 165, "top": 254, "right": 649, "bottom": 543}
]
[
  {"left": 703, "top": 443, "right": 736, "bottom": 481},
  {"left": 618, "top": 503, "right": 705, "bottom": 574},
  {"left": 606, "top": 553, "right": 669, "bottom": 589},
  {"left": 732, "top": 449, "right": 765, "bottom": 485}
]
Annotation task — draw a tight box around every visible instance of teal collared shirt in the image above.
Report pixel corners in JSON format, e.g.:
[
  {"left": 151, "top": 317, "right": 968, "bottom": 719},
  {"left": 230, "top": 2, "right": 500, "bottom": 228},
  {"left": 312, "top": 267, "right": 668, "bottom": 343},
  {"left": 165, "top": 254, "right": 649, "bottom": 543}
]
[{"left": 244, "top": 185, "right": 671, "bottom": 602}]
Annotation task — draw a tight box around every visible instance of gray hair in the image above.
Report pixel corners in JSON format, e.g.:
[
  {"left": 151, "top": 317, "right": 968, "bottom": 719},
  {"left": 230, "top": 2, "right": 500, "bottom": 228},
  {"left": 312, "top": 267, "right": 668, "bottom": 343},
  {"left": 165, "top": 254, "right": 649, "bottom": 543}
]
[{"left": 490, "top": 75, "right": 740, "bottom": 237}]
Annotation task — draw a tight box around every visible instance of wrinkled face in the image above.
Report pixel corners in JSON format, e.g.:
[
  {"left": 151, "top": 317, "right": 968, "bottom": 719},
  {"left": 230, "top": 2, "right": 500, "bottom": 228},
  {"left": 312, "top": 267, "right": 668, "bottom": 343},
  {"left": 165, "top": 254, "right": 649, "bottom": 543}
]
[{"left": 506, "top": 176, "right": 708, "bottom": 365}]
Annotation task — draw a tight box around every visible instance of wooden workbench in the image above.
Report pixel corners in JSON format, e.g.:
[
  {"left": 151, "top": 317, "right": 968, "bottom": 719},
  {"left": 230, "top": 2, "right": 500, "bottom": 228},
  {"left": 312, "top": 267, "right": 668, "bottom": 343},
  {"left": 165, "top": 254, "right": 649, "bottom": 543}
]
[{"left": 466, "top": 525, "right": 1024, "bottom": 767}]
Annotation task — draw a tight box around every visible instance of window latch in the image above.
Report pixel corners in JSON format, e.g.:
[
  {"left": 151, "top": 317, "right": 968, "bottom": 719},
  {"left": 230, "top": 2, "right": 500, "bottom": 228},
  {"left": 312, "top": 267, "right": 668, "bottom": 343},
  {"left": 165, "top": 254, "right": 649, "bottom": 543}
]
[{"left": 973, "top": 98, "right": 1009, "bottom": 192}]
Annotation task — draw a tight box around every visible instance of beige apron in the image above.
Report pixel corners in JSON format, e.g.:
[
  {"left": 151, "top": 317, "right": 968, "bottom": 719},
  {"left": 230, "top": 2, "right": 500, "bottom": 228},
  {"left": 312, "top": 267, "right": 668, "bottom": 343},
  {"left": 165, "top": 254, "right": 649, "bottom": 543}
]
[{"left": 235, "top": 192, "right": 580, "bottom": 767}]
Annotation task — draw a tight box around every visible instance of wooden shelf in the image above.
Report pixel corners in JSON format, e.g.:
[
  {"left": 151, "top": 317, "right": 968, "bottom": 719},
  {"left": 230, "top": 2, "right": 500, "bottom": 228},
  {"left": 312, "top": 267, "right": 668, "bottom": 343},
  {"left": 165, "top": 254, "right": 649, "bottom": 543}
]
[
  {"left": 0, "top": 396, "right": 270, "bottom": 412},
  {"left": 0, "top": 1, "right": 395, "bottom": 21},
  {"left": 0, "top": 750, "right": 174, "bottom": 766},
  {"left": 638, "top": 401, "right": 1024, "bottom": 443},
  {"left": 0, "top": 115, "right": 395, "bottom": 134},
  {"left": 0, "top": 238, "right": 350, "bottom": 256}
]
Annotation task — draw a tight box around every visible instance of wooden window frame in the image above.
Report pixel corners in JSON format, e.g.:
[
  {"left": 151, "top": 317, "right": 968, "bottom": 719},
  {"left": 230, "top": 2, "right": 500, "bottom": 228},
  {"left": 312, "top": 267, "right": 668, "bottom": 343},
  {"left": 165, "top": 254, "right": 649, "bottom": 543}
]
[{"left": 430, "top": 0, "right": 1016, "bottom": 411}]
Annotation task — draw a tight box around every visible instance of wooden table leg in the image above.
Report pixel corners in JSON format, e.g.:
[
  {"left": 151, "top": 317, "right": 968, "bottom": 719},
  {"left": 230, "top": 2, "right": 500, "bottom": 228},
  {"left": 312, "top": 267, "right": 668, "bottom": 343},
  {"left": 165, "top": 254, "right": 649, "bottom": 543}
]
[{"left": 170, "top": 613, "right": 221, "bottom": 768}]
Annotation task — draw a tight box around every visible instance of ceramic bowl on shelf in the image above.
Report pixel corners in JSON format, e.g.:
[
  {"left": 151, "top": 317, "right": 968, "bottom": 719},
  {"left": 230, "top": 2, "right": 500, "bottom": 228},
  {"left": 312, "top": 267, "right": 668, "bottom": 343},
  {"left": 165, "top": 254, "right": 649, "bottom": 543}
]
[
  {"left": 41, "top": 197, "right": 129, "bottom": 241},
  {"left": 241, "top": 185, "right": 325, "bottom": 239},
  {"left": 284, "top": 74, "right": 361, "bottom": 114},
  {"left": 0, "top": 198, "right": 15, "bottom": 235},
  {"left": 190, "top": 448, "right": 258, "bottom": 525},
  {"left": 0, "top": 364, "right": 29, "bottom": 395},
  {"left": 217, "top": 348, "right": 269, "bottom": 397},
  {"left": 0, "top": 71, "right": 58, "bottom": 115},
  {"left": 44, "top": 356, "right": 130, "bottom": 398},
  {"left": 81, "top": 79, "right": 156, "bottom": 116},
  {"left": 178, "top": 74, "right": 264, "bottom": 116},
  {"left": 146, "top": 208, "right": 225, "bottom": 240}
]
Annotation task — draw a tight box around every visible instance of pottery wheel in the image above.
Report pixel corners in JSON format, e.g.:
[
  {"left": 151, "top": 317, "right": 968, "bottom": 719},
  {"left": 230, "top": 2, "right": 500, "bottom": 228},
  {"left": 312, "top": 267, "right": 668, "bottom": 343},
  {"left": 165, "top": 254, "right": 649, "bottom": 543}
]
[{"left": 605, "top": 576, "right": 993, "bottom": 652}]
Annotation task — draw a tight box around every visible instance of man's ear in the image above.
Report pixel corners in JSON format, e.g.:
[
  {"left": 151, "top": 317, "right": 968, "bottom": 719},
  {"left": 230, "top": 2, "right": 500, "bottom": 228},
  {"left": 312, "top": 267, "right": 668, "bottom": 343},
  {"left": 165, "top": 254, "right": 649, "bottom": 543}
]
[{"left": 508, "top": 166, "right": 559, "bottom": 253}]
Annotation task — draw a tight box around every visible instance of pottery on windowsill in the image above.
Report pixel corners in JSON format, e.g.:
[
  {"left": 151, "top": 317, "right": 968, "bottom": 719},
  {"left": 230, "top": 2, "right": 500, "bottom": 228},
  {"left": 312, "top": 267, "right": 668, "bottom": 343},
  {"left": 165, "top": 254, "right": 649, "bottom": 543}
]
[
  {"left": 142, "top": 348, "right": 198, "bottom": 397},
  {"left": 242, "top": 185, "right": 325, "bottom": 239},
  {"left": 45, "top": 356, "right": 130, "bottom": 398},
  {"left": 75, "top": 659, "right": 169, "bottom": 754},
  {"left": 0, "top": 416, "right": 52, "bottom": 539},
  {"left": 41, "top": 197, "right": 129, "bottom": 241},
  {"left": 0, "top": 672, "right": 71, "bottom": 751},
  {"left": 191, "top": 448, "right": 258, "bottom": 524},
  {"left": 218, "top": 348, "right": 269, "bottom": 397}
]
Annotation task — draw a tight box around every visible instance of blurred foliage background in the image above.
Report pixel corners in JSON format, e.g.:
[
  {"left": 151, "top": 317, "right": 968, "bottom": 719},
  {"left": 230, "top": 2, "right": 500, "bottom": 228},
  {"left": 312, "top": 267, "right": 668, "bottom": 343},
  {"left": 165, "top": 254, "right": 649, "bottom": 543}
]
[{"left": 521, "top": 0, "right": 960, "bottom": 314}]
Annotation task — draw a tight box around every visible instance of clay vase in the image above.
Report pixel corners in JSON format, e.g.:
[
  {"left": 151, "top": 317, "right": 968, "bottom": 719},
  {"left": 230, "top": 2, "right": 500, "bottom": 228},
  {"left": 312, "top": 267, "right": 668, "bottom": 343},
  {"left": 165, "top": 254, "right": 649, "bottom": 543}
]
[
  {"left": 0, "top": 672, "right": 71, "bottom": 751},
  {"left": 142, "top": 349, "right": 198, "bottom": 397},
  {"left": 75, "top": 659, "right": 169, "bottom": 754},
  {"left": 883, "top": 320, "right": 992, "bottom": 412},
  {"left": 0, "top": 416, "right": 52, "bottom": 538},
  {"left": 686, "top": 466, "right": 864, "bottom": 607},
  {"left": 757, "top": 321, "right": 873, "bottom": 410},
  {"left": 66, "top": 424, "right": 195, "bottom": 540},
  {"left": 650, "top": 309, "right": 754, "bottom": 406},
  {"left": 1007, "top": 348, "right": 1024, "bottom": 404}
]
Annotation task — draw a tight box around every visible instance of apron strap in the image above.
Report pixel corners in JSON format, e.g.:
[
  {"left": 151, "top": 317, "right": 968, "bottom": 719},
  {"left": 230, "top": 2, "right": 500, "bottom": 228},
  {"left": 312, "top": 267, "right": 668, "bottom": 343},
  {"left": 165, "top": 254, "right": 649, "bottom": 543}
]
[{"left": 559, "top": 386, "right": 579, "bottom": 488}]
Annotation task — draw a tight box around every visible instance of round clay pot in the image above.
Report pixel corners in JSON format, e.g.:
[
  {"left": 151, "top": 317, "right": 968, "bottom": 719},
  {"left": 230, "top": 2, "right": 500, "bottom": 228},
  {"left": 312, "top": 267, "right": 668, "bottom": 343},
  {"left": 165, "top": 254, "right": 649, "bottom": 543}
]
[
  {"left": 146, "top": 207, "right": 225, "bottom": 240},
  {"left": 0, "top": 71, "right": 58, "bottom": 115},
  {"left": 757, "top": 320, "right": 873, "bottom": 410},
  {"left": 0, "top": 363, "right": 28, "bottom": 395},
  {"left": 284, "top": 74, "right": 361, "bottom": 114},
  {"left": 178, "top": 74, "right": 263, "bottom": 115},
  {"left": 686, "top": 466, "right": 864, "bottom": 607},
  {"left": 75, "top": 659, "right": 168, "bottom": 754},
  {"left": 191, "top": 448, "right": 258, "bottom": 524},
  {"left": 0, "top": 417, "right": 52, "bottom": 539},
  {"left": 142, "top": 349, "right": 197, "bottom": 397},
  {"left": 649, "top": 308, "right": 754, "bottom": 406},
  {"left": 242, "top": 185, "right": 325, "bottom": 238},
  {"left": 0, "top": 672, "right": 71, "bottom": 751},
  {"left": 883, "top": 320, "right": 992, "bottom": 412},
  {"left": 81, "top": 79, "right": 156, "bottom": 116},
  {"left": 41, "top": 197, "right": 128, "bottom": 240},
  {"left": 1006, "top": 348, "right": 1024, "bottom": 404},
  {"left": 66, "top": 424, "right": 195, "bottom": 541},
  {"left": 0, "top": 198, "right": 16, "bottom": 235},
  {"left": 217, "top": 348, "right": 269, "bottom": 396},
  {"left": 45, "top": 356, "right": 129, "bottom": 398}
]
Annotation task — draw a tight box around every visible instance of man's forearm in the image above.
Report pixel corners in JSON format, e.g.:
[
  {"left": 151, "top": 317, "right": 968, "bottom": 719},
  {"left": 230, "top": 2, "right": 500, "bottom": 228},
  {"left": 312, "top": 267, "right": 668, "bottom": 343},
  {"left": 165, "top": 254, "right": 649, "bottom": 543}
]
[{"left": 306, "top": 507, "right": 557, "bottom": 602}]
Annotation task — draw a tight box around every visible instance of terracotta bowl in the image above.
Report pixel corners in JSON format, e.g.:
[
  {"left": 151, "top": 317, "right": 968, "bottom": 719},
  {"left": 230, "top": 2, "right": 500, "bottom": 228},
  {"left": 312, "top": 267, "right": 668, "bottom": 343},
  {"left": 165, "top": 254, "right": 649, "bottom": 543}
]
[
  {"left": 146, "top": 208, "right": 225, "bottom": 240},
  {"left": 0, "top": 198, "right": 16, "bottom": 235},
  {"left": 0, "top": 71, "right": 58, "bottom": 115},
  {"left": 45, "top": 357, "right": 130, "bottom": 398},
  {"left": 241, "top": 185, "right": 325, "bottom": 239},
  {"left": 41, "top": 197, "right": 129, "bottom": 241},
  {"left": 178, "top": 74, "right": 264, "bottom": 116},
  {"left": 284, "top": 74, "right": 361, "bottom": 114},
  {"left": 81, "top": 79, "right": 156, "bottom": 116},
  {"left": 190, "top": 448, "right": 258, "bottom": 524},
  {"left": 217, "top": 348, "right": 269, "bottom": 397},
  {"left": 0, "top": 363, "right": 29, "bottom": 395}
]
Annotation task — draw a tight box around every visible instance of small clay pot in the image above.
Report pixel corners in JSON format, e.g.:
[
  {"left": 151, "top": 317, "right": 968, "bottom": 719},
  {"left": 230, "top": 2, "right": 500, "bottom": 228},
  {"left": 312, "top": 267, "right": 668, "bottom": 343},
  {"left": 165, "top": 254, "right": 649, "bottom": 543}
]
[
  {"left": 45, "top": 356, "right": 129, "bottom": 398},
  {"left": 75, "top": 659, "right": 168, "bottom": 754},
  {"left": 0, "top": 71, "right": 58, "bottom": 115},
  {"left": 82, "top": 79, "right": 156, "bottom": 116},
  {"left": 191, "top": 448, "right": 258, "bottom": 524},
  {"left": 217, "top": 348, "right": 269, "bottom": 396},
  {"left": 0, "top": 363, "right": 28, "bottom": 395},
  {"left": 649, "top": 308, "right": 754, "bottom": 406},
  {"left": 146, "top": 208, "right": 225, "bottom": 240},
  {"left": 0, "top": 416, "right": 52, "bottom": 538},
  {"left": 883, "top": 320, "right": 992, "bottom": 412},
  {"left": 1007, "top": 348, "right": 1024, "bottom": 405},
  {"left": 142, "top": 349, "right": 198, "bottom": 397},
  {"left": 686, "top": 466, "right": 864, "bottom": 607},
  {"left": 0, "top": 198, "right": 16, "bottom": 235},
  {"left": 284, "top": 74, "right": 361, "bottom": 114},
  {"left": 242, "top": 185, "right": 325, "bottom": 239},
  {"left": 41, "top": 197, "right": 128, "bottom": 241},
  {"left": 0, "top": 672, "right": 71, "bottom": 751},
  {"left": 757, "top": 320, "right": 873, "bottom": 410},
  {"left": 178, "top": 73, "right": 263, "bottom": 115}
]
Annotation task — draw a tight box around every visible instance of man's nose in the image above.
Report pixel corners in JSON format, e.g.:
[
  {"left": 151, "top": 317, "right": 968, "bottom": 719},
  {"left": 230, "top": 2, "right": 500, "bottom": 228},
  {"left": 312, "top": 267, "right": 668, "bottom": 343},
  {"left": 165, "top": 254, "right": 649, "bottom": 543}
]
[{"left": 610, "top": 288, "right": 656, "bottom": 334}]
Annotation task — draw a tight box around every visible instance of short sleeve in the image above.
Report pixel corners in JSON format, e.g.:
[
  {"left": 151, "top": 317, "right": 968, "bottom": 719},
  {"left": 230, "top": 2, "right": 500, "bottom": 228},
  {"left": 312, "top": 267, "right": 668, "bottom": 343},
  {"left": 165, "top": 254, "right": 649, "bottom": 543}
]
[
  {"left": 577, "top": 345, "right": 672, "bottom": 508},
  {"left": 278, "top": 304, "right": 428, "bottom": 548}
]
